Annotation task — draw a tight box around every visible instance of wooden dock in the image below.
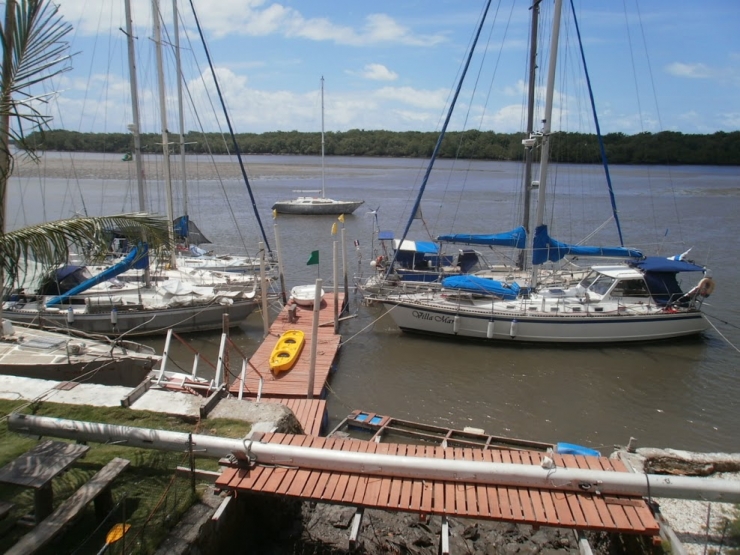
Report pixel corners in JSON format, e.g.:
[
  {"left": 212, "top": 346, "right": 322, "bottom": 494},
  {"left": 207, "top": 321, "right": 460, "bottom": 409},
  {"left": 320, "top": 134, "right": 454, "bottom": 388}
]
[
  {"left": 216, "top": 432, "right": 660, "bottom": 536},
  {"left": 227, "top": 292, "right": 344, "bottom": 435}
]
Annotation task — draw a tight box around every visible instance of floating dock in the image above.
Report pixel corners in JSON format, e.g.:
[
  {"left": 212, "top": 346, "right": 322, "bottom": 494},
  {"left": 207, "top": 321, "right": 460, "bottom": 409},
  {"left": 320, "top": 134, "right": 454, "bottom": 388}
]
[{"left": 229, "top": 293, "right": 344, "bottom": 400}]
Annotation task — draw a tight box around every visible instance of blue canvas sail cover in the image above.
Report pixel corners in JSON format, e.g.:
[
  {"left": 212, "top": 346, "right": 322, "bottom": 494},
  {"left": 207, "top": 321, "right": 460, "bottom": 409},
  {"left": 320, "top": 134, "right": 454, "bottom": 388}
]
[
  {"left": 441, "top": 275, "right": 520, "bottom": 300},
  {"left": 532, "top": 225, "right": 643, "bottom": 265},
  {"left": 436, "top": 226, "right": 527, "bottom": 249},
  {"left": 173, "top": 215, "right": 211, "bottom": 245}
]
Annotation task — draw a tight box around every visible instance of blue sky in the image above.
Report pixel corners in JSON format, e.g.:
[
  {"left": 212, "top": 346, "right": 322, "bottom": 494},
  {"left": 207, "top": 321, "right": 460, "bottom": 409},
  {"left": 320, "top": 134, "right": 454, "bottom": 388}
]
[{"left": 45, "top": 0, "right": 739, "bottom": 137}]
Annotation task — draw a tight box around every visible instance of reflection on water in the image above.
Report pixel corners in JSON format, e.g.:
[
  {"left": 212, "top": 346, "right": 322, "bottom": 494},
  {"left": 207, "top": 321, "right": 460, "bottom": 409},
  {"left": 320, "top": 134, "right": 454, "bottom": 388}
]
[{"left": 9, "top": 155, "right": 740, "bottom": 453}]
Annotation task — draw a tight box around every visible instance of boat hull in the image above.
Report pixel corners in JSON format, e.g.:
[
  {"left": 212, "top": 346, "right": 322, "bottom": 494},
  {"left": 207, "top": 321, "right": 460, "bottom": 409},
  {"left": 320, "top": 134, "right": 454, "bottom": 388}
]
[
  {"left": 291, "top": 285, "right": 324, "bottom": 307},
  {"left": 272, "top": 199, "right": 364, "bottom": 215},
  {"left": 377, "top": 299, "right": 709, "bottom": 343},
  {"left": 4, "top": 299, "right": 257, "bottom": 337},
  {"left": 269, "top": 330, "right": 305, "bottom": 374},
  {"left": 0, "top": 324, "right": 158, "bottom": 386}
]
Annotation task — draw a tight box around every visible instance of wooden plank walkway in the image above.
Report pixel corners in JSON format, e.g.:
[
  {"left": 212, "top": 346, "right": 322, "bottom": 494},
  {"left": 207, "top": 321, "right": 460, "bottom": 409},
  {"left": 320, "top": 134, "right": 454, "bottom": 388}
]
[
  {"left": 263, "top": 398, "right": 326, "bottom": 436},
  {"left": 229, "top": 292, "right": 344, "bottom": 400},
  {"left": 216, "top": 433, "right": 659, "bottom": 536}
]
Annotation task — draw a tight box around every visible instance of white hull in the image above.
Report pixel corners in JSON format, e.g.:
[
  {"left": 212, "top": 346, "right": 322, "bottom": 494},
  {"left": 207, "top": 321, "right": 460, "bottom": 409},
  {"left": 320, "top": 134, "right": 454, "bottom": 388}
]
[
  {"left": 377, "top": 297, "right": 708, "bottom": 344},
  {"left": 273, "top": 198, "right": 364, "bottom": 215},
  {"left": 290, "top": 285, "right": 324, "bottom": 307},
  {"left": 0, "top": 322, "right": 158, "bottom": 385},
  {"left": 4, "top": 299, "right": 256, "bottom": 337}
]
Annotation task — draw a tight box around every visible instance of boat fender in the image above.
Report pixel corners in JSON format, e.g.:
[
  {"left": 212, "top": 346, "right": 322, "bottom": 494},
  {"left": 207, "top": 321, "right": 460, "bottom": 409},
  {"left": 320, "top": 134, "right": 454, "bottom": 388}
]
[
  {"left": 486, "top": 320, "right": 494, "bottom": 339},
  {"left": 453, "top": 315, "right": 460, "bottom": 334},
  {"left": 697, "top": 277, "right": 715, "bottom": 297},
  {"left": 509, "top": 319, "right": 518, "bottom": 338}
]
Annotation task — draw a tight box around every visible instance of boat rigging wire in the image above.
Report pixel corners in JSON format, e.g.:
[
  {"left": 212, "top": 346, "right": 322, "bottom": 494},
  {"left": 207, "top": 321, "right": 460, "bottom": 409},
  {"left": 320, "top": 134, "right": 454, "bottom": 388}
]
[{"left": 186, "top": 0, "right": 273, "bottom": 256}]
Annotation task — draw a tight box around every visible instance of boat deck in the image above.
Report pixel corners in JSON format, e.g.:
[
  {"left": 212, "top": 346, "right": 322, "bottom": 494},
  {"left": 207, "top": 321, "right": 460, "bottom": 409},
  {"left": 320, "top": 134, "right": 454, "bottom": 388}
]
[{"left": 216, "top": 432, "right": 660, "bottom": 536}]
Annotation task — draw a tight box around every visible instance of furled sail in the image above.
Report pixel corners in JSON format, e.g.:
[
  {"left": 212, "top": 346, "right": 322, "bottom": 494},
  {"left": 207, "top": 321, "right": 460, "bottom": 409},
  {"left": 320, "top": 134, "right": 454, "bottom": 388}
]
[
  {"left": 436, "top": 226, "right": 527, "bottom": 249},
  {"left": 532, "top": 225, "right": 642, "bottom": 265},
  {"left": 441, "top": 275, "right": 521, "bottom": 300}
]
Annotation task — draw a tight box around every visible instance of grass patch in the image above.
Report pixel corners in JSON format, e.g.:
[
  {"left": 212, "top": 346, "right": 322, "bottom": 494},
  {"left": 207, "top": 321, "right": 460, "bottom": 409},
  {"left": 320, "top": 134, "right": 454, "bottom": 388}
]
[{"left": 0, "top": 399, "right": 251, "bottom": 554}]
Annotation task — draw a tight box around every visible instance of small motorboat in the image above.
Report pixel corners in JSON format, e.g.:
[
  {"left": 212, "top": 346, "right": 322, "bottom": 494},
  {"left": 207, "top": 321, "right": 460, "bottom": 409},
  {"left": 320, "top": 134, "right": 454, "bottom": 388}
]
[
  {"left": 269, "top": 330, "right": 305, "bottom": 374},
  {"left": 290, "top": 284, "right": 324, "bottom": 307}
]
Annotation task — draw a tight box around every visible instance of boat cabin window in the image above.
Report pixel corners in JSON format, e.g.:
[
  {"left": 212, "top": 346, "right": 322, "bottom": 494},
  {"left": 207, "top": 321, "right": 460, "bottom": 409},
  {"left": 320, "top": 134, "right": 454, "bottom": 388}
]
[
  {"left": 578, "top": 271, "right": 600, "bottom": 290},
  {"left": 588, "top": 274, "right": 616, "bottom": 296},
  {"left": 610, "top": 278, "right": 650, "bottom": 298}
]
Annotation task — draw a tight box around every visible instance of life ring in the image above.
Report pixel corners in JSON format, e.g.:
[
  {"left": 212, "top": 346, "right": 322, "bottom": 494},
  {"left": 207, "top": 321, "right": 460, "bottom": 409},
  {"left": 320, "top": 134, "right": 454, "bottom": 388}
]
[{"left": 697, "top": 277, "right": 715, "bottom": 297}]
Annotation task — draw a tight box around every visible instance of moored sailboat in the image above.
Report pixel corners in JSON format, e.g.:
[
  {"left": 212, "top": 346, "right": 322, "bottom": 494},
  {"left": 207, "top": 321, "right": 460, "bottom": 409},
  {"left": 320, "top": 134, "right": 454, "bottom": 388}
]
[
  {"left": 371, "top": 0, "right": 712, "bottom": 344},
  {"left": 272, "top": 77, "right": 364, "bottom": 215}
]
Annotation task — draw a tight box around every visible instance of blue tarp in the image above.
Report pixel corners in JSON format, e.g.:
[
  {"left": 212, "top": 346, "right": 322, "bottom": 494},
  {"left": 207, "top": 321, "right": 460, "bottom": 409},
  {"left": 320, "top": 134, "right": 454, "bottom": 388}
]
[
  {"left": 46, "top": 244, "right": 149, "bottom": 306},
  {"left": 436, "top": 226, "right": 527, "bottom": 250},
  {"left": 441, "top": 275, "right": 521, "bottom": 300},
  {"left": 532, "top": 225, "right": 643, "bottom": 265},
  {"left": 630, "top": 257, "right": 705, "bottom": 274}
]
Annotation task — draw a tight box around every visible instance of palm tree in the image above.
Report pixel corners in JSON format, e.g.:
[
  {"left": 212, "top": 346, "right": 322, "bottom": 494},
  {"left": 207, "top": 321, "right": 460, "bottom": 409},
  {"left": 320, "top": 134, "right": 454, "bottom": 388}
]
[{"left": 0, "top": 1, "right": 170, "bottom": 311}]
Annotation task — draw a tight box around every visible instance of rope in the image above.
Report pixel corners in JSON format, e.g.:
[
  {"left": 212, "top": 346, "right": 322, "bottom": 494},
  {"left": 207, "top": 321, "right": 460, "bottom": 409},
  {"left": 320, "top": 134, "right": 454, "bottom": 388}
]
[{"left": 704, "top": 314, "right": 740, "bottom": 354}]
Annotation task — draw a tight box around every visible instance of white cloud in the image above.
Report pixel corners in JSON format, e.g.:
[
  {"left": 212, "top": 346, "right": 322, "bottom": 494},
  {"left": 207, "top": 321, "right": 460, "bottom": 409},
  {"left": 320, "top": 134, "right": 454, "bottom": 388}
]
[
  {"left": 359, "top": 64, "right": 398, "bottom": 82},
  {"left": 665, "top": 62, "right": 715, "bottom": 79}
]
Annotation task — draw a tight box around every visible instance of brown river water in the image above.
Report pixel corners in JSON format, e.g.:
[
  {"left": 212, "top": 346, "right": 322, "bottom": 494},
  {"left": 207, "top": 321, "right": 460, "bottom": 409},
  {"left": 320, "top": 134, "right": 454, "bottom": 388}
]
[{"left": 9, "top": 152, "right": 740, "bottom": 453}]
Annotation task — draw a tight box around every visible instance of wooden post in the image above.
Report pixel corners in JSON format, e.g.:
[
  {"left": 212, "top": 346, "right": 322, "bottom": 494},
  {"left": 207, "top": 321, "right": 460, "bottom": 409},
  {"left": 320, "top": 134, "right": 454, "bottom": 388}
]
[
  {"left": 333, "top": 241, "right": 339, "bottom": 333},
  {"left": 307, "top": 279, "right": 322, "bottom": 399},
  {"left": 341, "top": 227, "right": 348, "bottom": 310},
  {"left": 273, "top": 223, "right": 287, "bottom": 304},
  {"left": 259, "top": 242, "right": 269, "bottom": 337}
]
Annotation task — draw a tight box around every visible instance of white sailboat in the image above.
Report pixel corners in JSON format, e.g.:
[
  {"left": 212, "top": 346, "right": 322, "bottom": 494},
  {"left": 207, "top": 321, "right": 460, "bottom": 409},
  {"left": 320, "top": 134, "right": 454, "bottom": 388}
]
[
  {"left": 272, "top": 77, "right": 364, "bottom": 215},
  {"left": 371, "top": 0, "right": 712, "bottom": 344},
  {"left": 3, "top": 0, "right": 258, "bottom": 337}
]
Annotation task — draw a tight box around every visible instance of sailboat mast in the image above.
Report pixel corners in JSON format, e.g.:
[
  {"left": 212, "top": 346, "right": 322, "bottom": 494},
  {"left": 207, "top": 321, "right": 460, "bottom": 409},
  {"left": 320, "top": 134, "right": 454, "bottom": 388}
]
[
  {"left": 124, "top": 0, "right": 151, "bottom": 287},
  {"left": 173, "top": 0, "right": 189, "bottom": 222},
  {"left": 320, "top": 76, "right": 326, "bottom": 199},
  {"left": 152, "top": 0, "right": 177, "bottom": 267},
  {"left": 531, "top": 0, "right": 563, "bottom": 287},
  {"left": 518, "top": 0, "right": 541, "bottom": 271}
]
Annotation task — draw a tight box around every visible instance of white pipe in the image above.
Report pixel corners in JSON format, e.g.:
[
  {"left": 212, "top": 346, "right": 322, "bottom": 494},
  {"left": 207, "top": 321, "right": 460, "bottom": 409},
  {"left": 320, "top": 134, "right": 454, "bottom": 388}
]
[{"left": 8, "top": 414, "right": 740, "bottom": 503}]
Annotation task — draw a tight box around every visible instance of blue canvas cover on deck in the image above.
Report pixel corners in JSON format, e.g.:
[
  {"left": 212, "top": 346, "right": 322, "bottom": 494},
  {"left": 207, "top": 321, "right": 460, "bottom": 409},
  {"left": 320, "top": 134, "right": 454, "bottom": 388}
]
[
  {"left": 630, "top": 256, "right": 706, "bottom": 305},
  {"left": 532, "top": 225, "right": 643, "bottom": 265},
  {"left": 436, "top": 226, "right": 527, "bottom": 250},
  {"left": 441, "top": 275, "right": 520, "bottom": 300}
]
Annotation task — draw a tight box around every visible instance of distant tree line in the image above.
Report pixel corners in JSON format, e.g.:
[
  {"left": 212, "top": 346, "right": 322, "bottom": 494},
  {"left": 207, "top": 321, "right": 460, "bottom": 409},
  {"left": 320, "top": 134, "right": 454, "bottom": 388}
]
[{"left": 26, "top": 128, "right": 740, "bottom": 166}]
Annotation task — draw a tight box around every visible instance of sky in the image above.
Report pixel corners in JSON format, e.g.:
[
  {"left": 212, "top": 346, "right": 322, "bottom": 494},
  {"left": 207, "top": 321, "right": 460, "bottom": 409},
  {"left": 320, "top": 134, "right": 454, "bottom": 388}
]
[{"left": 36, "top": 0, "right": 740, "bottom": 137}]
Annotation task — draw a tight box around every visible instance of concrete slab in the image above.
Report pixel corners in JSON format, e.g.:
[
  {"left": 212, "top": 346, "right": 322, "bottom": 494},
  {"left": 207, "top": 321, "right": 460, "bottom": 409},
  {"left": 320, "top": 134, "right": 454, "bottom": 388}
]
[
  {"left": 129, "top": 389, "right": 202, "bottom": 417},
  {"left": 0, "top": 375, "right": 130, "bottom": 406}
]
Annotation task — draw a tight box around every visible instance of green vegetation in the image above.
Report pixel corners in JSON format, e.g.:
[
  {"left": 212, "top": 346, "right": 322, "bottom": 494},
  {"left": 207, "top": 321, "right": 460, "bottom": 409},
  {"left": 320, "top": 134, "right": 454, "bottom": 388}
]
[
  {"left": 0, "top": 399, "right": 251, "bottom": 554},
  {"left": 26, "top": 128, "right": 740, "bottom": 166}
]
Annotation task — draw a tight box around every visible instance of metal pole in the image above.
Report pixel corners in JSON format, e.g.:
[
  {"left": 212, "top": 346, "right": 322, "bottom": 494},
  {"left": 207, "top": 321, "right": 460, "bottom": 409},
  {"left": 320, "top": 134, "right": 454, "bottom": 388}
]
[
  {"left": 307, "top": 279, "right": 322, "bottom": 399},
  {"left": 152, "top": 0, "right": 177, "bottom": 268},
  {"left": 9, "top": 414, "right": 740, "bottom": 503},
  {"left": 531, "top": 0, "right": 563, "bottom": 287},
  {"left": 124, "top": 0, "right": 151, "bottom": 287},
  {"left": 172, "top": 0, "right": 188, "bottom": 221}
]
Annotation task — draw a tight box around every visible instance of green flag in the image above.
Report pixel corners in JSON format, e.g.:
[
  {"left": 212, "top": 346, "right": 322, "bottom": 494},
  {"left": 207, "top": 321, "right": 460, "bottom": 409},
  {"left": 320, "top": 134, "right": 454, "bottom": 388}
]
[{"left": 306, "top": 250, "right": 319, "bottom": 265}]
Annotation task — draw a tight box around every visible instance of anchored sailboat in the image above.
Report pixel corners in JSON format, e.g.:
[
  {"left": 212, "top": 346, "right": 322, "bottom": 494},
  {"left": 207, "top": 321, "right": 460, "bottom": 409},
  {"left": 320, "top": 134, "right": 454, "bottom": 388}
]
[
  {"left": 272, "top": 77, "right": 364, "bottom": 216},
  {"left": 370, "top": 0, "right": 712, "bottom": 344}
]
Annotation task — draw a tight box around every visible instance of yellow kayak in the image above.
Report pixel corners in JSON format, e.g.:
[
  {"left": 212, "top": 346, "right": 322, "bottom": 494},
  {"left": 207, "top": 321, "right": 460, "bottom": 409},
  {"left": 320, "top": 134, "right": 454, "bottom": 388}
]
[{"left": 269, "top": 330, "right": 305, "bottom": 374}]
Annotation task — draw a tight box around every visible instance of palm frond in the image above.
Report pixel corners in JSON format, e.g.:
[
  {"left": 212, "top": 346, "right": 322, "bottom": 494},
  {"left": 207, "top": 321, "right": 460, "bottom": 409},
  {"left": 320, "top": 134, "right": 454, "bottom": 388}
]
[
  {"left": 0, "top": 0, "right": 73, "bottom": 152},
  {"left": 0, "top": 213, "right": 173, "bottom": 288}
]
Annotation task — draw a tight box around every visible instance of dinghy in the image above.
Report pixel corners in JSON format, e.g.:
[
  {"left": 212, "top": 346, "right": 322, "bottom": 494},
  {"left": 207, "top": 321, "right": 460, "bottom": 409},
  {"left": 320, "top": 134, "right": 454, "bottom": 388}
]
[
  {"left": 290, "top": 285, "right": 324, "bottom": 307},
  {"left": 269, "top": 330, "right": 305, "bottom": 374}
]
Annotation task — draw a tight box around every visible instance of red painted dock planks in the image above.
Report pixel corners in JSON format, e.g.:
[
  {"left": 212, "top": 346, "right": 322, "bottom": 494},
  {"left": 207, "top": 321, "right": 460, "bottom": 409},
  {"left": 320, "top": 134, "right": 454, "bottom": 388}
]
[{"left": 215, "top": 434, "right": 660, "bottom": 536}]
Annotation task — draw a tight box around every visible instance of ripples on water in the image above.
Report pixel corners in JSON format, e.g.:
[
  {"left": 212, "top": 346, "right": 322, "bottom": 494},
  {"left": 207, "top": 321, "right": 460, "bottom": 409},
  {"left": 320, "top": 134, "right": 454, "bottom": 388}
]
[{"left": 10, "top": 155, "right": 740, "bottom": 452}]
